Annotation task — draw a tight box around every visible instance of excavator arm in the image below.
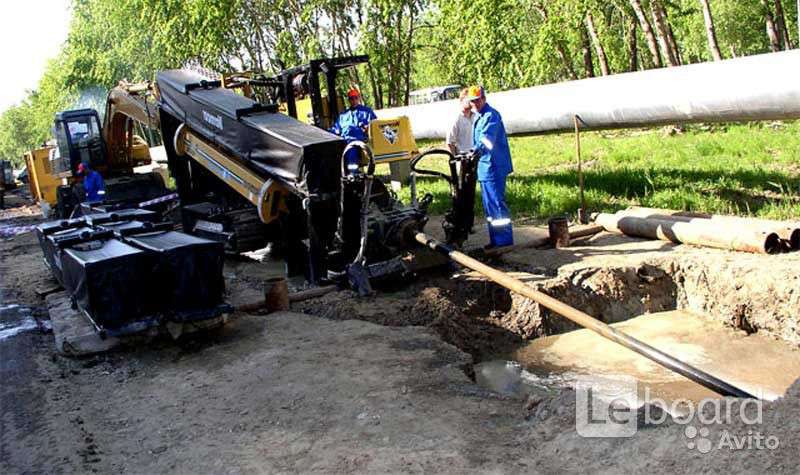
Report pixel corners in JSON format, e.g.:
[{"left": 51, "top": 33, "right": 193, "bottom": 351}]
[{"left": 103, "top": 81, "right": 162, "bottom": 170}]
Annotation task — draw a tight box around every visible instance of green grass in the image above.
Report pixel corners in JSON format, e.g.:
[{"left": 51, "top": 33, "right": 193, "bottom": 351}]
[{"left": 386, "top": 122, "right": 800, "bottom": 222}]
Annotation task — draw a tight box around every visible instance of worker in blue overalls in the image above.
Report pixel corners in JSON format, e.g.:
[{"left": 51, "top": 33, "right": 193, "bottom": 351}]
[
  {"left": 330, "top": 88, "right": 377, "bottom": 175},
  {"left": 467, "top": 85, "right": 514, "bottom": 248},
  {"left": 77, "top": 161, "right": 106, "bottom": 203}
]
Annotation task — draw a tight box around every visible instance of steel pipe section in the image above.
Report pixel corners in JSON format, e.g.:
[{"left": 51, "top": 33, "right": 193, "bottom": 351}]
[
  {"left": 594, "top": 212, "right": 782, "bottom": 254},
  {"left": 617, "top": 207, "right": 800, "bottom": 249},
  {"left": 377, "top": 50, "right": 800, "bottom": 139}
]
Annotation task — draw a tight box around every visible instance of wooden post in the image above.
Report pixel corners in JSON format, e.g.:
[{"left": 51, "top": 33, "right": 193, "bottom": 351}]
[{"left": 574, "top": 115, "right": 587, "bottom": 223}]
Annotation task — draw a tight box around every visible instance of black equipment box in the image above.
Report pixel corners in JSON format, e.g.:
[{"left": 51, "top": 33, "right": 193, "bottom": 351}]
[
  {"left": 82, "top": 208, "right": 159, "bottom": 226},
  {"left": 99, "top": 220, "right": 172, "bottom": 238},
  {"left": 40, "top": 226, "right": 113, "bottom": 284},
  {"left": 36, "top": 218, "right": 85, "bottom": 247},
  {"left": 124, "top": 231, "right": 225, "bottom": 317},
  {"left": 61, "top": 239, "right": 158, "bottom": 330}
]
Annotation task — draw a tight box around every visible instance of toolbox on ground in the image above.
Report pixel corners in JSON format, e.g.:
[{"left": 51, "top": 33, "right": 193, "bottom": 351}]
[
  {"left": 36, "top": 209, "right": 230, "bottom": 336},
  {"left": 61, "top": 238, "right": 159, "bottom": 331},
  {"left": 40, "top": 226, "right": 113, "bottom": 283},
  {"left": 124, "top": 231, "right": 225, "bottom": 319}
]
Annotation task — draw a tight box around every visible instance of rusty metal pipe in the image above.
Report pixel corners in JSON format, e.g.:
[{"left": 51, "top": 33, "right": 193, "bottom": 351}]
[
  {"left": 595, "top": 213, "right": 782, "bottom": 254},
  {"left": 236, "top": 285, "right": 339, "bottom": 313},
  {"left": 616, "top": 208, "right": 800, "bottom": 249},
  {"left": 484, "top": 224, "right": 604, "bottom": 257},
  {"left": 414, "top": 232, "right": 756, "bottom": 399}
]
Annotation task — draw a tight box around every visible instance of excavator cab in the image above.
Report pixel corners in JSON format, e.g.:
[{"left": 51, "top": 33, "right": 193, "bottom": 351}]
[{"left": 51, "top": 109, "right": 107, "bottom": 177}]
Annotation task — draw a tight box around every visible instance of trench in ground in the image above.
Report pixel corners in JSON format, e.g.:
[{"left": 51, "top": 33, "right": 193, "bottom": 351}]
[{"left": 415, "top": 251, "right": 800, "bottom": 405}]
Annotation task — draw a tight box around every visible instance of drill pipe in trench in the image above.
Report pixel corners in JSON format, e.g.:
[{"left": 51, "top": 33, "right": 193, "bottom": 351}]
[{"left": 413, "top": 231, "right": 757, "bottom": 399}]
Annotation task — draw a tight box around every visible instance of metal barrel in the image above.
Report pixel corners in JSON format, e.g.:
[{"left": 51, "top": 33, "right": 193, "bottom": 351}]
[
  {"left": 377, "top": 50, "right": 800, "bottom": 139},
  {"left": 414, "top": 232, "right": 757, "bottom": 399}
]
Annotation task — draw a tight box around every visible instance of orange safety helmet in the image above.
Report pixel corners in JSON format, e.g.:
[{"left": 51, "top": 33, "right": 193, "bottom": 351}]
[{"left": 465, "top": 85, "right": 485, "bottom": 101}]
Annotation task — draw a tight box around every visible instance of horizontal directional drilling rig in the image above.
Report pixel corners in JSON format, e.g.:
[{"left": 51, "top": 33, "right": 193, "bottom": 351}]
[{"left": 156, "top": 67, "right": 444, "bottom": 292}]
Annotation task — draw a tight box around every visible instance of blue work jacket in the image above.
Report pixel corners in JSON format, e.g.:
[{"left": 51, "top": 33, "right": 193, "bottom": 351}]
[
  {"left": 472, "top": 103, "right": 513, "bottom": 181},
  {"left": 84, "top": 170, "right": 106, "bottom": 202},
  {"left": 330, "top": 104, "right": 377, "bottom": 142}
]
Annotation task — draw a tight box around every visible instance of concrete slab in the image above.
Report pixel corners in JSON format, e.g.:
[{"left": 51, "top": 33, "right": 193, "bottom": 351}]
[{"left": 45, "top": 291, "right": 120, "bottom": 356}]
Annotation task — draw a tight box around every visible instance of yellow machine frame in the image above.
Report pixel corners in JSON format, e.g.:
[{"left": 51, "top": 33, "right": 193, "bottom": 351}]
[
  {"left": 174, "top": 124, "right": 287, "bottom": 224},
  {"left": 24, "top": 146, "right": 60, "bottom": 206},
  {"left": 368, "top": 116, "right": 418, "bottom": 163}
]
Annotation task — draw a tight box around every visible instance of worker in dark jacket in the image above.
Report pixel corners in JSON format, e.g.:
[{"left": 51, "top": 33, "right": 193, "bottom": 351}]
[
  {"left": 330, "top": 88, "right": 377, "bottom": 174},
  {"left": 467, "top": 85, "right": 513, "bottom": 248},
  {"left": 77, "top": 161, "right": 106, "bottom": 203}
]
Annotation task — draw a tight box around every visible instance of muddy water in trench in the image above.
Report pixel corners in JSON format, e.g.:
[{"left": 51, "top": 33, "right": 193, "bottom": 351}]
[{"left": 475, "top": 310, "right": 800, "bottom": 405}]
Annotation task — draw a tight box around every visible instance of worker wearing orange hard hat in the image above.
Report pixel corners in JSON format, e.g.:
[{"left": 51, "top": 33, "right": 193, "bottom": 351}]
[
  {"left": 330, "top": 87, "right": 377, "bottom": 174},
  {"left": 76, "top": 161, "right": 106, "bottom": 203},
  {"left": 467, "top": 85, "right": 513, "bottom": 248}
]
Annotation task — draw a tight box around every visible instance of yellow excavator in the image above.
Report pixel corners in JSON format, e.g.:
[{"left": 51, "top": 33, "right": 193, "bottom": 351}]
[{"left": 27, "top": 81, "right": 169, "bottom": 217}]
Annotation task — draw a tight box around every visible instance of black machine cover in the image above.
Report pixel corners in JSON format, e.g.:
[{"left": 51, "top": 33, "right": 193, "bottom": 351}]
[
  {"left": 124, "top": 231, "right": 225, "bottom": 317},
  {"left": 156, "top": 69, "right": 346, "bottom": 195},
  {"left": 61, "top": 239, "right": 158, "bottom": 330}
]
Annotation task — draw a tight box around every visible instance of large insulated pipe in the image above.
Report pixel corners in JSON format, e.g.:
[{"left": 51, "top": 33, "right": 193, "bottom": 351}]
[
  {"left": 413, "top": 232, "right": 756, "bottom": 399},
  {"left": 377, "top": 51, "right": 800, "bottom": 139},
  {"left": 594, "top": 213, "right": 782, "bottom": 254}
]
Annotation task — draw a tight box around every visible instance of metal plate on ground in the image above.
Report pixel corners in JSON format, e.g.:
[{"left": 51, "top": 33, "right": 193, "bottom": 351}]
[{"left": 46, "top": 291, "right": 120, "bottom": 356}]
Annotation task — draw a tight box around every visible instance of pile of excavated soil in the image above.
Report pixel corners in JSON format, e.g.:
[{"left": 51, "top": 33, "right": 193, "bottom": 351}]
[{"left": 497, "top": 232, "right": 800, "bottom": 345}]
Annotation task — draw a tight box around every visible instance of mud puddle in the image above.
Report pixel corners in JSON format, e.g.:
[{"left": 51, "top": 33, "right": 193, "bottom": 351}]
[{"left": 475, "top": 310, "right": 800, "bottom": 407}]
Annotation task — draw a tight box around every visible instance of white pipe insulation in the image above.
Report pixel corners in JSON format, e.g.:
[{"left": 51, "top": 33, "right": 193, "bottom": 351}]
[{"left": 375, "top": 50, "right": 800, "bottom": 139}]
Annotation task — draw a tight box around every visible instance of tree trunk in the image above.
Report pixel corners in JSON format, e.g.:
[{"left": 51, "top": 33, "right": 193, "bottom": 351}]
[
  {"left": 586, "top": 13, "right": 611, "bottom": 75},
  {"left": 628, "top": 16, "right": 639, "bottom": 71},
  {"left": 774, "top": 0, "right": 794, "bottom": 49},
  {"left": 557, "top": 44, "right": 579, "bottom": 80},
  {"left": 650, "top": 0, "right": 680, "bottom": 66},
  {"left": 367, "top": 63, "right": 383, "bottom": 109},
  {"left": 403, "top": 7, "right": 414, "bottom": 106},
  {"left": 698, "top": 0, "right": 723, "bottom": 61},
  {"left": 761, "top": 0, "right": 783, "bottom": 52},
  {"left": 628, "top": 0, "right": 663, "bottom": 67},
  {"left": 534, "top": 3, "right": 578, "bottom": 79},
  {"left": 666, "top": 18, "right": 683, "bottom": 64},
  {"left": 580, "top": 25, "right": 595, "bottom": 78}
]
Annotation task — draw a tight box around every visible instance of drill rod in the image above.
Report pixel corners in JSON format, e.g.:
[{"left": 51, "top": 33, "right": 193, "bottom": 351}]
[{"left": 414, "top": 232, "right": 757, "bottom": 399}]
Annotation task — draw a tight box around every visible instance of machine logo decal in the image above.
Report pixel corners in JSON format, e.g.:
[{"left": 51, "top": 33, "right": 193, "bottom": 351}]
[
  {"left": 381, "top": 124, "right": 399, "bottom": 144},
  {"left": 202, "top": 111, "right": 224, "bottom": 130}
]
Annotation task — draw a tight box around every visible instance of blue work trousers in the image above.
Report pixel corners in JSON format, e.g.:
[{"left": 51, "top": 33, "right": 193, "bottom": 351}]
[
  {"left": 344, "top": 146, "right": 361, "bottom": 175},
  {"left": 480, "top": 178, "right": 513, "bottom": 247}
]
